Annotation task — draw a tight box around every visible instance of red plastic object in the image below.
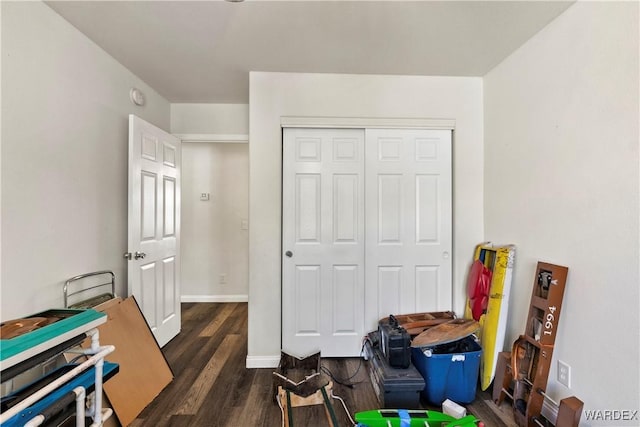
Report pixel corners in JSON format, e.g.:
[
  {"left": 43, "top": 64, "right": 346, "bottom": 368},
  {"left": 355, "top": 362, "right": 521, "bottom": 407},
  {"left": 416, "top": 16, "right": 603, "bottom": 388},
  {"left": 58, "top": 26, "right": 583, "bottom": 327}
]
[{"left": 466, "top": 260, "right": 492, "bottom": 321}]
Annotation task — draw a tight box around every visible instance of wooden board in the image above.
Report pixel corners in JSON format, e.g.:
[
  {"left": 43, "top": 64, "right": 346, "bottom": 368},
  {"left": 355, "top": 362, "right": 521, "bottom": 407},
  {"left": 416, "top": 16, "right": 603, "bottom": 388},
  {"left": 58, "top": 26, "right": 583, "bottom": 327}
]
[
  {"left": 379, "top": 311, "right": 455, "bottom": 325},
  {"left": 91, "top": 297, "right": 173, "bottom": 426},
  {"left": 411, "top": 319, "right": 479, "bottom": 348},
  {"left": 379, "top": 311, "right": 455, "bottom": 336}
]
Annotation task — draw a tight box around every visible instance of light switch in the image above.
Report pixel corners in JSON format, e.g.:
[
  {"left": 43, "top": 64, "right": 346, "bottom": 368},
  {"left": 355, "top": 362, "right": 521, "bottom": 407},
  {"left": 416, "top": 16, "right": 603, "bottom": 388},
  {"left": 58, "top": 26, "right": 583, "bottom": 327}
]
[
  {"left": 241, "top": 219, "right": 249, "bottom": 230},
  {"left": 200, "top": 193, "right": 210, "bottom": 201}
]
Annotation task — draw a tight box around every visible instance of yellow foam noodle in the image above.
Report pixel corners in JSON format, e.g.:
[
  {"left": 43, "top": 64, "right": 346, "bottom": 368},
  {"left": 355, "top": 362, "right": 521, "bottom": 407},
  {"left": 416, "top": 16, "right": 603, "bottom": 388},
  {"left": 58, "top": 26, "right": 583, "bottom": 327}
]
[{"left": 464, "top": 242, "right": 516, "bottom": 391}]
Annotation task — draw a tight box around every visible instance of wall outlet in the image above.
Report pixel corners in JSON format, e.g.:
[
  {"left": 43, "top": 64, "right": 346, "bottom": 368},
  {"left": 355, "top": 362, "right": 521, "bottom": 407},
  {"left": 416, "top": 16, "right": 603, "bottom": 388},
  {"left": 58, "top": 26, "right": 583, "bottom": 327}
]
[
  {"left": 558, "top": 360, "right": 571, "bottom": 388},
  {"left": 219, "top": 273, "right": 227, "bottom": 284}
]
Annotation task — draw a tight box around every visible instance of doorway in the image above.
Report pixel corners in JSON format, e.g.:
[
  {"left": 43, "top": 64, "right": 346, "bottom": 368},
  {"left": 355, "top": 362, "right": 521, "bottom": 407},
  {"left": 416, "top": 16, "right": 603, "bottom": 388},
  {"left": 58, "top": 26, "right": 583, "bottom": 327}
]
[{"left": 181, "top": 142, "right": 249, "bottom": 302}]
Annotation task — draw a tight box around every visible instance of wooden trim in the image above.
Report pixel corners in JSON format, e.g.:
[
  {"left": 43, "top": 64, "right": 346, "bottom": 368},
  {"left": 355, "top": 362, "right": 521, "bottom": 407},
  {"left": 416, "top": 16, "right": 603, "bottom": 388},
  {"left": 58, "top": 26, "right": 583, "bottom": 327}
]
[
  {"left": 280, "top": 116, "right": 456, "bottom": 130},
  {"left": 181, "top": 295, "right": 248, "bottom": 303},
  {"left": 174, "top": 133, "right": 249, "bottom": 143},
  {"left": 245, "top": 355, "right": 281, "bottom": 369}
]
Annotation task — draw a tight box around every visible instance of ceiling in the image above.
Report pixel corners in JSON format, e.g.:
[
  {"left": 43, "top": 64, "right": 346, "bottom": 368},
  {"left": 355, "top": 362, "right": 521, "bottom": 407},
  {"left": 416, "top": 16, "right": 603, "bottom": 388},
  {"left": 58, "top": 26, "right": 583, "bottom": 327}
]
[{"left": 46, "top": 1, "right": 574, "bottom": 104}]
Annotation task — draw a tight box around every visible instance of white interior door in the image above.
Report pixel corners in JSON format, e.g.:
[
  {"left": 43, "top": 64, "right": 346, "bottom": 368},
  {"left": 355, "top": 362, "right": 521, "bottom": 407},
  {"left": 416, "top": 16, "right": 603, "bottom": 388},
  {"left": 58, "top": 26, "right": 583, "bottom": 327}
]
[
  {"left": 282, "top": 128, "right": 365, "bottom": 357},
  {"left": 128, "top": 115, "right": 181, "bottom": 347},
  {"left": 364, "top": 129, "right": 452, "bottom": 329}
]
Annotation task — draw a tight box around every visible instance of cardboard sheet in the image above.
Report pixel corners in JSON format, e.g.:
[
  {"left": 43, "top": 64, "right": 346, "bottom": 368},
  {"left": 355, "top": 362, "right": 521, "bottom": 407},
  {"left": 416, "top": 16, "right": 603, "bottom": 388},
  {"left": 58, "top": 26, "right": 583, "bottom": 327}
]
[{"left": 92, "top": 297, "right": 173, "bottom": 426}]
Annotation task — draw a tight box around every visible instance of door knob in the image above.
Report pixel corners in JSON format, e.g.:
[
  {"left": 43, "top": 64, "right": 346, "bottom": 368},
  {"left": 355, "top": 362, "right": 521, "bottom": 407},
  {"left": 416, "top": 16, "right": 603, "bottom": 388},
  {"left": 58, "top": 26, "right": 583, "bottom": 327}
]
[
  {"left": 285, "top": 251, "right": 293, "bottom": 258},
  {"left": 124, "top": 251, "right": 146, "bottom": 260}
]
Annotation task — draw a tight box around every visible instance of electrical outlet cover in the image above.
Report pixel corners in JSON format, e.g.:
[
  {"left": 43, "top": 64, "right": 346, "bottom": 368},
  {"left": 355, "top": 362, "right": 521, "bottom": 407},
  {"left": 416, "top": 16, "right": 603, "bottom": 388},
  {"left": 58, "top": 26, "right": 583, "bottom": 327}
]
[{"left": 558, "top": 360, "right": 571, "bottom": 388}]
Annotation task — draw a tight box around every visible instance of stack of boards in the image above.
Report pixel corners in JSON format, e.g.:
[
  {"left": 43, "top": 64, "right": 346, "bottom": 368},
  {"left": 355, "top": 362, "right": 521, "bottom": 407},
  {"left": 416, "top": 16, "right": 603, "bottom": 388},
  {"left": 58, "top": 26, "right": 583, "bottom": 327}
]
[{"left": 464, "top": 243, "right": 515, "bottom": 391}]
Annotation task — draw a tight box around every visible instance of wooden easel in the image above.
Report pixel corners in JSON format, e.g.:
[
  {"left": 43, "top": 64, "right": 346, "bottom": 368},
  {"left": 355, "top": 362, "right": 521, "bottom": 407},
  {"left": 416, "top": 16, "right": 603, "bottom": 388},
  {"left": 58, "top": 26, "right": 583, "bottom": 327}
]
[
  {"left": 277, "top": 381, "right": 339, "bottom": 427},
  {"left": 273, "top": 352, "right": 341, "bottom": 427}
]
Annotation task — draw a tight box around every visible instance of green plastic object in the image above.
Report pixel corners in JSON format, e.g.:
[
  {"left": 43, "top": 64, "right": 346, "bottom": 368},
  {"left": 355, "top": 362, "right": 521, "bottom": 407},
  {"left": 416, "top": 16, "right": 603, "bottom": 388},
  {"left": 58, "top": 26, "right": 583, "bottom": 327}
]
[
  {"left": 355, "top": 409, "right": 483, "bottom": 427},
  {"left": 1, "top": 309, "right": 106, "bottom": 362}
]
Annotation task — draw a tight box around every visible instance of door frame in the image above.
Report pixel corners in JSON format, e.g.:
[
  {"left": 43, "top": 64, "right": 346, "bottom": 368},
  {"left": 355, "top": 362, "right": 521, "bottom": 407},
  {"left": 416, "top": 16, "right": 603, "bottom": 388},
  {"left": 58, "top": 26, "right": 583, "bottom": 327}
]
[
  {"left": 281, "top": 117, "right": 456, "bottom": 130},
  {"left": 179, "top": 134, "right": 250, "bottom": 304}
]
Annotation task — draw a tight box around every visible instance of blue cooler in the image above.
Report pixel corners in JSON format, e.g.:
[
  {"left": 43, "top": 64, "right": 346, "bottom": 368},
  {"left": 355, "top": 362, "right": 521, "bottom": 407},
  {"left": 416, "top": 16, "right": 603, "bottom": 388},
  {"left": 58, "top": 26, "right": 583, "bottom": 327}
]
[{"left": 411, "top": 336, "right": 481, "bottom": 405}]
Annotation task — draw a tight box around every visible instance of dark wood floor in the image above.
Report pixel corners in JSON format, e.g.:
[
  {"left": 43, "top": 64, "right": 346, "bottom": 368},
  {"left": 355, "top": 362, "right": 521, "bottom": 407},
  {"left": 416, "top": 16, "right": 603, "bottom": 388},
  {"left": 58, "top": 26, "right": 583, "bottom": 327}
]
[{"left": 133, "top": 303, "right": 516, "bottom": 426}]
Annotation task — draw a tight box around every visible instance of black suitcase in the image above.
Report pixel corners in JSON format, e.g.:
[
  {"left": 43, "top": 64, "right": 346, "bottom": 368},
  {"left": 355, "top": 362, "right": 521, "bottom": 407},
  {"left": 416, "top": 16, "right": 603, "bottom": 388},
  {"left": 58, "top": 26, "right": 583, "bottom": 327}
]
[
  {"left": 378, "top": 315, "right": 411, "bottom": 368},
  {"left": 364, "top": 335, "right": 425, "bottom": 408}
]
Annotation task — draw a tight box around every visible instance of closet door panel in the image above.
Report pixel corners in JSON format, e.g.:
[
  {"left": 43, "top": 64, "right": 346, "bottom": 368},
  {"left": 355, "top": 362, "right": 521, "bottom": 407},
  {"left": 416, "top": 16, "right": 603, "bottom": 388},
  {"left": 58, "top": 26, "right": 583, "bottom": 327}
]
[
  {"left": 365, "top": 129, "right": 452, "bottom": 329},
  {"left": 377, "top": 175, "right": 403, "bottom": 243},
  {"left": 283, "top": 128, "right": 365, "bottom": 357},
  {"left": 416, "top": 174, "right": 440, "bottom": 243}
]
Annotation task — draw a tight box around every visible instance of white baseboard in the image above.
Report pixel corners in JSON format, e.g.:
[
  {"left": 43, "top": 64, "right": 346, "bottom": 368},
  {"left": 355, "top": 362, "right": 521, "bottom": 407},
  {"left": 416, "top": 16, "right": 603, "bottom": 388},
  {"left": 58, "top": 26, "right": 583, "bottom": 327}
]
[
  {"left": 181, "top": 294, "right": 248, "bottom": 303},
  {"left": 541, "top": 398, "right": 559, "bottom": 425},
  {"left": 246, "top": 355, "right": 281, "bottom": 369}
]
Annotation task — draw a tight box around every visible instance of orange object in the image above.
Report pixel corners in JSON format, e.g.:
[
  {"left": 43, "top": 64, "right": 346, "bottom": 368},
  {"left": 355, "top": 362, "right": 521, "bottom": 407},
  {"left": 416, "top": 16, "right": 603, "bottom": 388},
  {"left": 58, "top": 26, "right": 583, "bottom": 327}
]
[{"left": 0, "top": 317, "right": 51, "bottom": 339}]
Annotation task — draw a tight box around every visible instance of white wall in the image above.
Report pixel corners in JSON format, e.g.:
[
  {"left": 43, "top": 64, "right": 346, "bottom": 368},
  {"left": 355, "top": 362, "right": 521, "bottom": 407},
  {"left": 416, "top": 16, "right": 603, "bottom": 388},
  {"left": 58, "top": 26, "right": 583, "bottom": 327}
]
[
  {"left": 180, "top": 142, "right": 249, "bottom": 301},
  {"left": 0, "top": 0, "right": 4, "bottom": 311},
  {"left": 1, "top": 2, "right": 170, "bottom": 319},
  {"left": 248, "top": 72, "right": 484, "bottom": 366},
  {"left": 171, "top": 103, "right": 249, "bottom": 135},
  {"left": 484, "top": 1, "right": 639, "bottom": 422}
]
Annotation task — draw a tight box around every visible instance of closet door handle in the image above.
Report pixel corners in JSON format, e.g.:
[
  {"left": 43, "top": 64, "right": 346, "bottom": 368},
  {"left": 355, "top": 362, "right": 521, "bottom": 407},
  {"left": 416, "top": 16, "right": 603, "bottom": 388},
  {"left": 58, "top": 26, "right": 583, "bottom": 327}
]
[{"left": 285, "top": 251, "right": 293, "bottom": 258}]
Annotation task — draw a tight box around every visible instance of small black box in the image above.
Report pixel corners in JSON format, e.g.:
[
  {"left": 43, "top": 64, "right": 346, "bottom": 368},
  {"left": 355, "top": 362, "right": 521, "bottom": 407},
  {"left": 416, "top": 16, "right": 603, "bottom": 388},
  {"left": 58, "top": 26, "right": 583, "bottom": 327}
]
[{"left": 378, "top": 315, "right": 411, "bottom": 368}]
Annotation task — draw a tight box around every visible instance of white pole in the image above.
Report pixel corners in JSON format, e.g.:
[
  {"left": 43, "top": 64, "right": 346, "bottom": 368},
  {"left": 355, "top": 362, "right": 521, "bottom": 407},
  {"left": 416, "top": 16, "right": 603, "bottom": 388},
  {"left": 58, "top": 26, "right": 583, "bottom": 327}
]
[{"left": 75, "top": 386, "right": 86, "bottom": 427}]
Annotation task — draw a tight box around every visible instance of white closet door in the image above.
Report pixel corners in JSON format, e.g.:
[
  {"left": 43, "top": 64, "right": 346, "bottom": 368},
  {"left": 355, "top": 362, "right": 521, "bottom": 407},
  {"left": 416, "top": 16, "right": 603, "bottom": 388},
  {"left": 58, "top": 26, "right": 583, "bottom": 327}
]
[
  {"left": 364, "top": 129, "right": 452, "bottom": 330},
  {"left": 282, "top": 128, "right": 365, "bottom": 357}
]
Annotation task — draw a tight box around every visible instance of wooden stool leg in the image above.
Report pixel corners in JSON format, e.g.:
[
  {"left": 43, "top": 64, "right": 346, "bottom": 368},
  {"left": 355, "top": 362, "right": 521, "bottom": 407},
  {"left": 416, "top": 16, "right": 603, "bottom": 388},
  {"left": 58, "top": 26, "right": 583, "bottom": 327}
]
[{"left": 278, "top": 386, "right": 293, "bottom": 427}]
